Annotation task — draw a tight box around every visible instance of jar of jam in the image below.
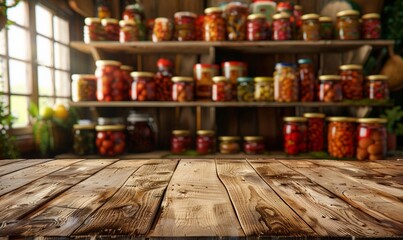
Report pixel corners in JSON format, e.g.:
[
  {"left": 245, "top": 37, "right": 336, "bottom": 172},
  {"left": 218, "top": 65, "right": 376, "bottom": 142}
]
[
  {"left": 119, "top": 20, "right": 139, "bottom": 42},
  {"left": 196, "top": 130, "right": 216, "bottom": 154},
  {"left": 274, "top": 63, "right": 298, "bottom": 102},
  {"left": 366, "top": 75, "right": 389, "bottom": 100},
  {"left": 327, "top": 117, "right": 356, "bottom": 158},
  {"left": 155, "top": 58, "right": 173, "bottom": 101},
  {"left": 283, "top": 117, "right": 307, "bottom": 155},
  {"left": 318, "top": 75, "right": 343, "bottom": 102},
  {"left": 243, "top": 136, "right": 265, "bottom": 154},
  {"left": 126, "top": 112, "right": 156, "bottom": 153},
  {"left": 194, "top": 64, "right": 219, "bottom": 100},
  {"left": 298, "top": 59, "right": 316, "bottom": 102},
  {"left": 336, "top": 10, "right": 360, "bottom": 40},
  {"left": 319, "top": 16, "right": 333, "bottom": 40},
  {"left": 204, "top": 7, "right": 226, "bottom": 41},
  {"left": 222, "top": 61, "right": 247, "bottom": 98},
  {"left": 212, "top": 76, "right": 232, "bottom": 102},
  {"left": 247, "top": 13, "right": 267, "bottom": 41},
  {"left": 152, "top": 17, "right": 173, "bottom": 42},
  {"left": 95, "top": 124, "right": 126, "bottom": 156},
  {"left": 272, "top": 12, "right": 292, "bottom": 41},
  {"left": 122, "top": 4, "right": 146, "bottom": 40},
  {"left": 146, "top": 18, "right": 155, "bottom": 41},
  {"left": 172, "top": 76, "right": 194, "bottom": 102},
  {"left": 219, "top": 136, "right": 241, "bottom": 154},
  {"left": 101, "top": 18, "right": 119, "bottom": 41},
  {"left": 73, "top": 122, "right": 96, "bottom": 155},
  {"left": 174, "top": 11, "right": 197, "bottom": 41},
  {"left": 362, "top": 13, "right": 381, "bottom": 40},
  {"left": 254, "top": 77, "right": 274, "bottom": 102},
  {"left": 171, "top": 130, "right": 192, "bottom": 154},
  {"left": 301, "top": 13, "right": 320, "bottom": 41},
  {"left": 131, "top": 72, "right": 156, "bottom": 101},
  {"left": 84, "top": 18, "right": 105, "bottom": 42},
  {"left": 237, "top": 77, "right": 254, "bottom": 102},
  {"left": 95, "top": 60, "right": 124, "bottom": 101},
  {"left": 303, "top": 113, "right": 325, "bottom": 152},
  {"left": 72, "top": 74, "right": 97, "bottom": 102},
  {"left": 356, "top": 118, "right": 387, "bottom": 160},
  {"left": 225, "top": 2, "right": 248, "bottom": 41},
  {"left": 340, "top": 64, "right": 364, "bottom": 100}
]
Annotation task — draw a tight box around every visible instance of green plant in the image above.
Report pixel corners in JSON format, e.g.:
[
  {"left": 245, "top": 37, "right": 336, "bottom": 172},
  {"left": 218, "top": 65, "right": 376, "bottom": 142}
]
[
  {"left": 0, "top": 98, "right": 19, "bottom": 159},
  {"left": 381, "top": 106, "right": 403, "bottom": 136},
  {"left": 0, "top": 0, "right": 21, "bottom": 28}
]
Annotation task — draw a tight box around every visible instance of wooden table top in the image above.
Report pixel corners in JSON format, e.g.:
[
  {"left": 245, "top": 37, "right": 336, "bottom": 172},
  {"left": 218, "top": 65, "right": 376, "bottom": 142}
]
[{"left": 0, "top": 158, "right": 402, "bottom": 239}]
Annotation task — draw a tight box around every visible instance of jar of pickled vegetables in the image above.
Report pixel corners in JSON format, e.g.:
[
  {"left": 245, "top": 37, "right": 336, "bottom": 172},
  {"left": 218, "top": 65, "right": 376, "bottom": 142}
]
[
  {"left": 204, "top": 7, "right": 226, "bottom": 41},
  {"left": 194, "top": 64, "right": 219, "bottom": 100},
  {"left": 95, "top": 124, "right": 126, "bottom": 156},
  {"left": 212, "top": 76, "right": 232, "bottom": 102},
  {"left": 225, "top": 2, "right": 248, "bottom": 41},
  {"left": 101, "top": 18, "right": 119, "bottom": 41},
  {"left": 237, "top": 77, "right": 254, "bottom": 102},
  {"left": 362, "top": 13, "right": 381, "bottom": 40},
  {"left": 319, "top": 16, "right": 333, "bottom": 40},
  {"left": 336, "top": 10, "right": 360, "bottom": 40},
  {"left": 318, "top": 75, "right": 343, "bottom": 102},
  {"left": 196, "top": 130, "right": 216, "bottom": 154},
  {"left": 272, "top": 12, "right": 292, "bottom": 41},
  {"left": 356, "top": 118, "right": 387, "bottom": 161},
  {"left": 131, "top": 72, "right": 156, "bottom": 101},
  {"left": 219, "top": 136, "right": 241, "bottom": 154},
  {"left": 122, "top": 4, "right": 146, "bottom": 40},
  {"left": 222, "top": 61, "right": 247, "bottom": 98},
  {"left": 340, "top": 64, "right": 364, "bottom": 100},
  {"left": 274, "top": 63, "right": 298, "bottom": 102},
  {"left": 121, "top": 65, "right": 133, "bottom": 101},
  {"left": 84, "top": 18, "right": 105, "bottom": 42},
  {"left": 73, "top": 122, "right": 96, "bottom": 155},
  {"left": 303, "top": 113, "right": 325, "bottom": 152},
  {"left": 254, "top": 77, "right": 274, "bottom": 102},
  {"left": 174, "top": 11, "right": 197, "bottom": 41},
  {"left": 366, "top": 75, "right": 389, "bottom": 100},
  {"left": 95, "top": 60, "right": 124, "bottom": 101},
  {"left": 301, "top": 13, "right": 320, "bottom": 41},
  {"left": 127, "top": 112, "right": 156, "bottom": 153},
  {"left": 171, "top": 130, "right": 192, "bottom": 154},
  {"left": 283, "top": 117, "right": 307, "bottom": 155},
  {"left": 119, "top": 20, "right": 139, "bottom": 42},
  {"left": 152, "top": 17, "right": 173, "bottom": 42},
  {"left": 327, "top": 117, "right": 356, "bottom": 158},
  {"left": 247, "top": 13, "right": 267, "bottom": 41},
  {"left": 172, "top": 76, "right": 194, "bottom": 102},
  {"left": 155, "top": 58, "right": 173, "bottom": 101},
  {"left": 298, "top": 58, "right": 315, "bottom": 102},
  {"left": 72, "top": 74, "right": 97, "bottom": 102},
  {"left": 243, "top": 136, "right": 265, "bottom": 154}
]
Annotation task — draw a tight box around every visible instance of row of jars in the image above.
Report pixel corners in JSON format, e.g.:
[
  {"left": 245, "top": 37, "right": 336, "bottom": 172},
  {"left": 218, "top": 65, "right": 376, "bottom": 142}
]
[{"left": 284, "top": 114, "right": 388, "bottom": 160}]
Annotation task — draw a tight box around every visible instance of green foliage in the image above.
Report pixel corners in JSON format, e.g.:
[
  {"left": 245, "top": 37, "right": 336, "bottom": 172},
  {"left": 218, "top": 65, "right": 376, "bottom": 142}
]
[
  {"left": 381, "top": 106, "right": 403, "bottom": 135},
  {"left": 0, "top": 98, "right": 19, "bottom": 159},
  {"left": 382, "top": 0, "right": 403, "bottom": 55}
]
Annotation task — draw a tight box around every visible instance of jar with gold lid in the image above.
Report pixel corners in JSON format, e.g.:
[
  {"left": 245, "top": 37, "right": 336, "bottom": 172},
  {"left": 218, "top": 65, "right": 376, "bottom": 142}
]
[
  {"left": 254, "top": 77, "right": 274, "bottom": 102},
  {"left": 212, "top": 76, "right": 232, "bottom": 102},
  {"left": 219, "top": 136, "right": 241, "bottom": 154},
  {"left": 327, "top": 117, "right": 356, "bottom": 158},
  {"left": 318, "top": 75, "right": 343, "bottom": 102},
  {"left": 95, "top": 124, "right": 126, "bottom": 156},
  {"left": 272, "top": 12, "right": 292, "bottom": 41},
  {"left": 336, "top": 10, "right": 360, "bottom": 40},
  {"left": 301, "top": 13, "right": 320, "bottom": 41},
  {"left": 196, "top": 130, "right": 215, "bottom": 154},
  {"left": 283, "top": 117, "right": 307, "bottom": 155},
  {"left": 319, "top": 16, "right": 333, "bottom": 40},
  {"left": 171, "top": 130, "right": 192, "bottom": 154},
  {"left": 303, "top": 113, "right": 325, "bottom": 152},
  {"left": 73, "top": 122, "right": 96, "bottom": 155},
  {"left": 356, "top": 118, "right": 387, "bottom": 160},
  {"left": 366, "top": 75, "right": 389, "bottom": 100},
  {"left": 203, "top": 7, "right": 226, "bottom": 41},
  {"left": 361, "top": 13, "right": 381, "bottom": 40},
  {"left": 339, "top": 64, "right": 364, "bottom": 100},
  {"left": 243, "top": 136, "right": 265, "bottom": 154},
  {"left": 172, "top": 76, "right": 194, "bottom": 102}
]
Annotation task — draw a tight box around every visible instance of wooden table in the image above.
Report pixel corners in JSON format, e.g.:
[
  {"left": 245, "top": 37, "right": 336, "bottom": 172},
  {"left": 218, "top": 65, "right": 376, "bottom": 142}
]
[{"left": 0, "top": 158, "right": 402, "bottom": 239}]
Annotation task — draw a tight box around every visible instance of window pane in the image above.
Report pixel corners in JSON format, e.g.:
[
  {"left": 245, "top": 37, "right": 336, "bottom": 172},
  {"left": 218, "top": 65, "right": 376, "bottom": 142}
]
[
  {"left": 0, "top": 29, "right": 6, "bottom": 55},
  {"left": 36, "top": 5, "right": 52, "bottom": 37},
  {"left": 9, "top": 59, "right": 31, "bottom": 94},
  {"left": 56, "top": 98, "right": 69, "bottom": 105},
  {"left": 55, "top": 70, "right": 70, "bottom": 97},
  {"left": 37, "top": 36, "right": 52, "bottom": 67},
  {"left": 0, "top": 57, "right": 8, "bottom": 93},
  {"left": 39, "top": 97, "right": 54, "bottom": 111},
  {"left": 38, "top": 66, "right": 53, "bottom": 96},
  {"left": 53, "top": 16, "right": 69, "bottom": 44},
  {"left": 10, "top": 95, "right": 29, "bottom": 128},
  {"left": 7, "top": 1, "right": 28, "bottom": 27},
  {"left": 8, "top": 26, "right": 30, "bottom": 60},
  {"left": 54, "top": 43, "right": 69, "bottom": 70}
]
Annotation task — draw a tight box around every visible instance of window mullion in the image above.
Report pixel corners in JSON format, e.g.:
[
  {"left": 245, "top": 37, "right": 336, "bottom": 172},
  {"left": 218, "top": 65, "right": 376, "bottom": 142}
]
[
  {"left": 4, "top": 20, "right": 10, "bottom": 110},
  {"left": 51, "top": 13, "right": 56, "bottom": 103},
  {"left": 29, "top": 0, "right": 39, "bottom": 117}
]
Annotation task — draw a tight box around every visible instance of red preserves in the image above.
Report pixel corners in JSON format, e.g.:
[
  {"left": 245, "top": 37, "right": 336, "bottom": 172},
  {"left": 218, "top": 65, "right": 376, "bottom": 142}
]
[
  {"left": 101, "top": 18, "right": 119, "bottom": 41},
  {"left": 171, "top": 130, "right": 192, "bottom": 154},
  {"left": 212, "top": 76, "right": 232, "bottom": 101},
  {"left": 272, "top": 12, "right": 292, "bottom": 41},
  {"left": 155, "top": 58, "right": 173, "bottom": 101},
  {"left": 120, "top": 65, "right": 133, "bottom": 101},
  {"left": 172, "top": 76, "right": 194, "bottom": 102},
  {"left": 131, "top": 72, "right": 156, "bottom": 101},
  {"left": 119, "top": 20, "right": 139, "bottom": 42},
  {"left": 247, "top": 13, "right": 267, "bottom": 41},
  {"left": 126, "top": 112, "right": 156, "bottom": 153},
  {"left": 356, "top": 118, "right": 387, "bottom": 161},
  {"left": 340, "top": 64, "right": 364, "bottom": 100},
  {"left": 196, "top": 130, "right": 215, "bottom": 154},
  {"left": 95, "top": 60, "right": 124, "bottom": 101},
  {"left": 243, "top": 136, "right": 265, "bottom": 154},
  {"left": 283, "top": 117, "right": 307, "bottom": 155},
  {"left": 204, "top": 7, "right": 226, "bottom": 41},
  {"left": 303, "top": 113, "right": 325, "bottom": 152},
  {"left": 298, "top": 59, "right": 315, "bottom": 102},
  {"left": 318, "top": 75, "right": 343, "bottom": 102},
  {"left": 95, "top": 125, "right": 126, "bottom": 156},
  {"left": 366, "top": 75, "right": 389, "bottom": 100},
  {"left": 174, "top": 11, "right": 197, "bottom": 41},
  {"left": 362, "top": 13, "right": 381, "bottom": 40}
]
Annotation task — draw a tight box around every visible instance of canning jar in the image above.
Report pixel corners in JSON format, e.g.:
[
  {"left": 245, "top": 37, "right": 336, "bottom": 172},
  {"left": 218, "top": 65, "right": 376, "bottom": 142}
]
[
  {"left": 340, "top": 64, "right": 364, "bottom": 100},
  {"left": 318, "top": 75, "right": 343, "bottom": 102},
  {"left": 243, "top": 136, "right": 265, "bottom": 154},
  {"left": 225, "top": 2, "right": 248, "bottom": 41},
  {"left": 146, "top": 18, "right": 155, "bottom": 41},
  {"left": 174, "top": 11, "right": 197, "bottom": 41},
  {"left": 84, "top": 18, "right": 105, "bottom": 42},
  {"left": 171, "top": 130, "right": 192, "bottom": 154},
  {"left": 195, "top": 15, "right": 204, "bottom": 40},
  {"left": 254, "top": 77, "right": 274, "bottom": 102},
  {"left": 95, "top": 60, "right": 124, "bottom": 101},
  {"left": 283, "top": 117, "right": 307, "bottom": 155},
  {"left": 152, "top": 17, "right": 173, "bottom": 42},
  {"left": 123, "top": 4, "right": 146, "bottom": 40},
  {"left": 204, "top": 7, "right": 226, "bottom": 41},
  {"left": 212, "top": 76, "right": 232, "bottom": 102},
  {"left": 131, "top": 72, "right": 156, "bottom": 101},
  {"left": 247, "top": 13, "right": 267, "bottom": 41},
  {"left": 120, "top": 65, "right": 133, "bottom": 101},
  {"left": 356, "top": 118, "right": 387, "bottom": 160},
  {"left": 327, "top": 117, "right": 356, "bottom": 158},
  {"left": 274, "top": 63, "right": 298, "bottom": 102},
  {"left": 298, "top": 59, "right": 316, "bottom": 102},
  {"left": 219, "top": 136, "right": 241, "bottom": 154},
  {"left": 97, "top": 117, "right": 125, "bottom": 126},
  {"left": 303, "top": 113, "right": 325, "bottom": 152},
  {"left": 272, "top": 12, "right": 292, "bottom": 41},
  {"left": 155, "top": 58, "right": 173, "bottom": 101},
  {"left": 222, "top": 61, "right": 247, "bottom": 98},
  {"left": 362, "top": 13, "right": 381, "bottom": 40},
  {"left": 172, "top": 76, "right": 194, "bottom": 102},
  {"left": 196, "top": 130, "right": 216, "bottom": 154},
  {"left": 366, "top": 75, "right": 389, "bottom": 100},
  {"left": 73, "top": 122, "right": 96, "bottom": 155},
  {"left": 237, "top": 77, "right": 254, "bottom": 102},
  {"left": 250, "top": 1, "right": 276, "bottom": 24},
  {"left": 336, "top": 10, "right": 360, "bottom": 40},
  {"left": 194, "top": 64, "right": 219, "bottom": 100},
  {"left": 126, "top": 112, "right": 156, "bottom": 153},
  {"left": 301, "top": 13, "right": 320, "bottom": 41},
  {"left": 71, "top": 74, "right": 97, "bottom": 102},
  {"left": 97, "top": 1, "right": 111, "bottom": 19},
  {"left": 119, "top": 20, "right": 139, "bottom": 42},
  {"left": 101, "top": 18, "right": 119, "bottom": 41},
  {"left": 319, "top": 16, "right": 333, "bottom": 40},
  {"left": 95, "top": 124, "right": 126, "bottom": 156}
]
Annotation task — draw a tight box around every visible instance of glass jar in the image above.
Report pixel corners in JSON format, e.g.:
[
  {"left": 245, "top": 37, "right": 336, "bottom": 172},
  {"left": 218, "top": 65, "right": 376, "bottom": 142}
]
[
  {"left": 362, "top": 13, "right": 381, "bottom": 40},
  {"left": 356, "top": 118, "right": 387, "bottom": 160},
  {"left": 152, "top": 17, "right": 173, "bottom": 42},
  {"left": 95, "top": 124, "right": 126, "bottom": 156},
  {"left": 119, "top": 20, "right": 139, "bottom": 42},
  {"left": 222, "top": 61, "right": 248, "bottom": 98},
  {"left": 171, "top": 130, "right": 192, "bottom": 154},
  {"left": 194, "top": 63, "right": 219, "bottom": 100},
  {"left": 294, "top": 5, "right": 303, "bottom": 34},
  {"left": 97, "top": 0, "right": 111, "bottom": 19},
  {"left": 318, "top": 75, "right": 343, "bottom": 102},
  {"left": 73, "top": 122, "right": 96, "bottom": 155},
  {"left": 131, "top": 72, "right": 156, "bottom": 101},
  {"left": 120, "top": 65, "right": 133, "bottom": 101},
  {"left": 225, "top": 2, "right": 248, "bottom": 41},
  {"left": 272, "top": 12, "right": 292, "bottom": 41},
  {"left": 237, "top": 77, "right": 254, "bottom": 102},
  {"left": 146, "top": 18, "right": 155, "bottom": 41},
  {"left": 366, "top": 75, "right": 389, "bottom": 100},
  {"left": 298, "top": 59, "right": 316, "bottom": 102},
  {"left": 327, "top": 117, "right": 356, "bottom": 158},
  {"left": 336, "top": 10, "right": 360, "bottom": 40},
  {"left": 274, "top": 63, "right": 298, "bottom": 102},
  {"left": 247, "top": 13, "right": 267, "bottom": 41},
  {"left": 254, "top": 77, "right": 274, "bottom": 102},
  {"left": 204, "top": 7, "right": 226, "bottom": 41},
  {"left": 174, "top": 11, "right": 197, "bottom": 41},
  {"left": 101, "top": 18, "right": 119, "bottom": 41},
  {"left": 97, "top": 117, "right": 125, "bottom": 126},
  {"left": 123, "top": 4, "right": 146, "bottom": 40},
  {"left": 196, "top": 130, "right": 216, "bottom": 154},
  {"left": 283, "top": 117, "right": 307, "bottom": 155},
  {"left": 195, "top": 15, "right": 204, "bottom": 40},
  {"left": 155, "top": 58, "right": 173, "bottom": 101},
  {"left": 71, "top": 74, "right": 97, "bottom": 102},
  {"left": 319, "top": 16, "right": 333, "bottom": 40},
  {"left": 172, "top": 76, "right": 194, "bottom": 102},
  {"left": 340, "top": 64, "right": 364, "bottom": 100},
  {"left": 95, "top": 60, "right": 124, "bottom": 101},
  {"left": 84, "top": 18, "right": 105, "bottom": 43},
  {"left": 126, "top": 112, "right": 156, "bottom": 153},
  {"left": 303, "top": 113, "right": 325, "bottom": 152},
  {"left": 219, "top": 136, "right": 241, "bottom": 154},
  {"left": 212, "top": 76, "right": 232, "bottom": 102},
  {"left": 301, "top": 13, "right": 320, "bottom": 41},
  {"left": 243, "top": 136, "right": 265, "bottom": 154},
  {"left": 250, "top": 1, "right": 276, "bottom": 24}
]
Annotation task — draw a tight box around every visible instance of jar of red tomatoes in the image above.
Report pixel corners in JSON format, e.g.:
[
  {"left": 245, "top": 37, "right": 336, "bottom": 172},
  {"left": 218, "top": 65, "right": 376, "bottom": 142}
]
[
  {"left": 119, "top": 20, "right": 139, "bottom": 42},
  {"left": 194, "top": 63, "right": 219, "bottom": 100},
  {"left": 121, "top": 65, "right": 133, "bottom": 101},
  {"left": 196, "top": 130, "right": 216, "bottom": 154},
  {"left": 95, "top": 124, "right": 126, "bottom": 156},
  {"left": 122, "top": 3, "right": 146, "bottom": 40},
  {"left": 152, "top": 17, "right": 173, "bottom": 42},
  {"left": 155, "top": 58, "right": 173, "bottom": 101},
  {"left": 247, "top": 13, "right": 267, "bottom": 41},
  {"left": 225, "top": 2, "right": 248, "bottom": 41},
  {"left": 243, "top": 136, "right": 265, "bottom": 154},
  {"left": 131, "top": 72, "right": 156, "bottom": 101},
  {"left": 84, "top": 18, "right": 105, "bottom": 42},
  {"left": 212, "top": 76, "right": 232, "bottom": 102},
  {"left": 171, "top": 130, "right": 192, "bottom": 154},
  {"left": 219, "top": 136, "right": 241, "bottom": 154},
  {"left": 72, "top": 74, "right": 97, "bottom": 102},
  {"left": 301, "top": 13, "right": 320, "bottom": 41},
  {"left": 172, "top": 76, "right": 194, "bottom": 102},
  {"left": 327, "top": 117, "right": 356, "bottom": 158},
  {"left": 362, "top": 13, "right": 381, "bottom": 40},
  {"left": 204, "top": 7, "right": 226, "bottom": 41},
  {"left": 222, "top": 61, "right": 247, "bottom": 98},
  {"left": 366, "top": 75, "right": 389, "bottom": 100},
  {"left": 298, "top": 58, "right": 316, "bottom": 102},
  {"left": 174, "top": 11, "right": 197, "bottom": 41},
  {"left": 336, "top": 10, "right": 360, "bottom": 40},
  {"left": 272, "top": 12, "right": 292, "bottom": 41},
  {"left": 303, "top": 113, "right": 325, "bottom": 152},
  {"left": 319, "top": 16, "right": 333, "bottom": 40},
  {"left": 356, "top": 118, "right": 387, "bottom": 161},
  {"left": 274, "top": 63, "right": 298, "bottom": 102},
  {"left": 101, "top": 18, "right": 119, "bottom": 41},
  {"left": 340, "top": 64, "right": 364, "bottom": 100},
  {"left": 318, "top": 75, "right": 343, "bottom": 102},
  {"left": 126, "top": 112, "right": 156, "bottom": 153},
  {"left": 95, "top": 60, "right": 124, "bottom": 101},
  {"left": 283, "top": 117, "right": 307, "bottom": 155}
]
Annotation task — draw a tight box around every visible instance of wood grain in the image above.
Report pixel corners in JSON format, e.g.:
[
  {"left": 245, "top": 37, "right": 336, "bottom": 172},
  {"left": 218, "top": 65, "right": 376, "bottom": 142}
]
[
  {"left": 0, "top": 159, "right": 51, "bottom": 177},
  {"left": 0, "top": 159, "right": 23, "bottom": 167}
]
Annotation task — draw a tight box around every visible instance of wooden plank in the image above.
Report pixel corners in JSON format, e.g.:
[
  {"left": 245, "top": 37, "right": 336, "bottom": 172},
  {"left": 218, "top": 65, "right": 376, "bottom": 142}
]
[
  {"left": 73, "top": 159, "right": 178, "bottom": 236},
  {"left": 216, "top": 159, "right": 315, "bottom": 237},
  {"left": 0, "top": 159, "right": 23, "bottom": 167},
  {"left": 0, "top": 160, "right": 147, "bottom": 237},
  {"left": 148, "top": 159, "right": 244, "bottom": 238},
  {"left": 348, "top": 161, "right": 403, "bottom": 177},
  {"left": 250, "top": 160, "right": 402, "bottom": 237},
  {"left": 0, "top": 159, "right": 51, "bottom": 177}
]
